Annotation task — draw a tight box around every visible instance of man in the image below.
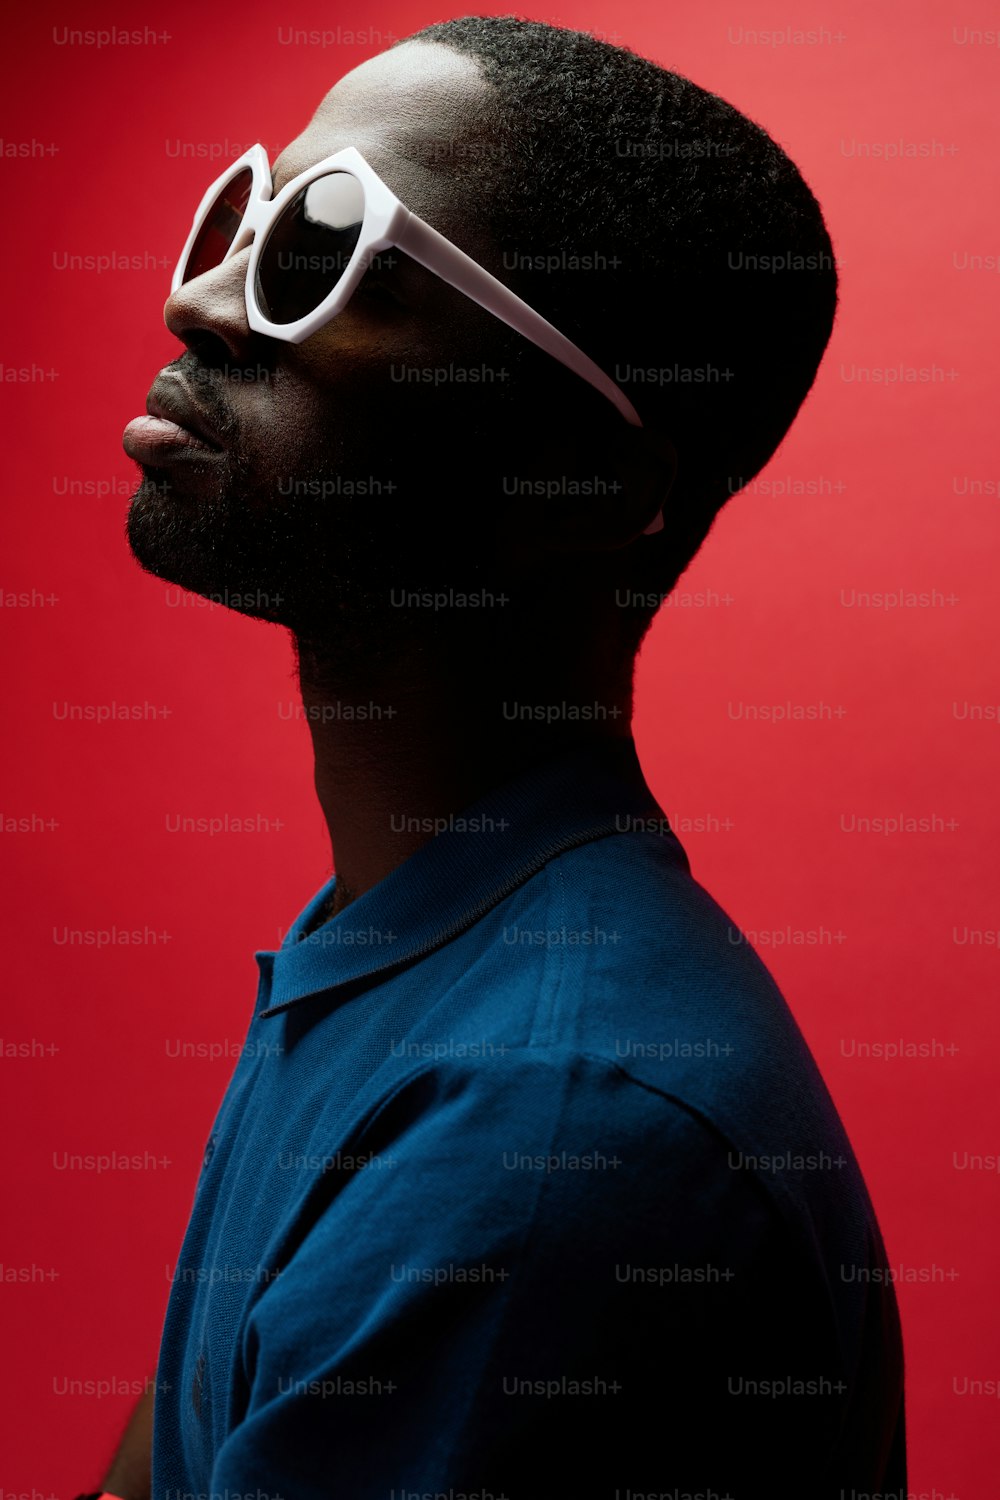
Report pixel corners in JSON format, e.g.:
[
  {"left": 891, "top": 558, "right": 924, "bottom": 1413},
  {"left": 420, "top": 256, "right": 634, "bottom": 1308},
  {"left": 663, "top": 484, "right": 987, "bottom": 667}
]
[{"left": 101, "top": 15, "right": 904, "bottom": 1498}]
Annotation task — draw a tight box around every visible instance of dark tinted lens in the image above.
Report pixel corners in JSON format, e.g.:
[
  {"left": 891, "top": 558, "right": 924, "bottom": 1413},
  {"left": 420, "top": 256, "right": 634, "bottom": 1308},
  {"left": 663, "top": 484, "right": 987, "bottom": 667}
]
[
  {"left": 182, "top": 168, "right": 253, "bottom": 283},
  {"left": 255, "top": 171, "right": 365, "bottom": 324}
]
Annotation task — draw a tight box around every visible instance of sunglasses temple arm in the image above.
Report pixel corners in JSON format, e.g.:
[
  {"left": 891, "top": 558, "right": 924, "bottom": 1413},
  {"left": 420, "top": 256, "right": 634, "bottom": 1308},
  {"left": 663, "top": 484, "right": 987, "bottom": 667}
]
[
  {"left": 395, "top": 211, "right": 643, "bottom": 426},
  {"left": 397, "top": 214, "right": 663, "bottom": 535}
]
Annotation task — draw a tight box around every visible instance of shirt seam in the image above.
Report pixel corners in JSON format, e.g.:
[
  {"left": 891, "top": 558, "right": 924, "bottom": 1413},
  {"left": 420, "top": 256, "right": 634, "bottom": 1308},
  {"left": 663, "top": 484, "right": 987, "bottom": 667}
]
[{"left": 527, "top": 859, "right": 567, "bottom": 1049}]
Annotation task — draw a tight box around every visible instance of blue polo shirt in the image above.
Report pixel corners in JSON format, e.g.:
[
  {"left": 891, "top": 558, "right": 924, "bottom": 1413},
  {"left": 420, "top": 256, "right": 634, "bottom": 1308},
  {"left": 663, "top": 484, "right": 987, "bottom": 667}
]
[{"left": 151, "top": 736, "right": 905, "bottom": 1497}]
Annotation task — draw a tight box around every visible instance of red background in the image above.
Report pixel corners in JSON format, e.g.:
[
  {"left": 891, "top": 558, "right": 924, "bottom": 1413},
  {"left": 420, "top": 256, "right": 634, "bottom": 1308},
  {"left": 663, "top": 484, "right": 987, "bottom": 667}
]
[{"left": 2, "top": 0, "right": 997, "bottom": 1492}]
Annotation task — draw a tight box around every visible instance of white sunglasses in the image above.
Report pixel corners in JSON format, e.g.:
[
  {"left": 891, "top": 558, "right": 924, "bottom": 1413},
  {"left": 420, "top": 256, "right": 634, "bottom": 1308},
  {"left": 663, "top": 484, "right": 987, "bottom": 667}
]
[{"left": 172, "top": 143, "right": 663, "bottom": 535}]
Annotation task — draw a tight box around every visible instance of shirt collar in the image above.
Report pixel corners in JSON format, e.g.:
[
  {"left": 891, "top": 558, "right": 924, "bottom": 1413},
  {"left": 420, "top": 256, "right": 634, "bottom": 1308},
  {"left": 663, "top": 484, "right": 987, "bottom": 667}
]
[{"left": 254, "top": 735, "right": 684, "bottom": 1017}]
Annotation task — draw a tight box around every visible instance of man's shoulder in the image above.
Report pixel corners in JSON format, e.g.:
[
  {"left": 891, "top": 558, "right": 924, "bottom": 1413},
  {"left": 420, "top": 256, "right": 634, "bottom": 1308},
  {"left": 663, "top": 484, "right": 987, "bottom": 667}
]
[
  {"left": 501, "top": 823, "right": 786, "bottom": 988},
  {"left": 440, "top": 828, "right": 877, "bottom": 1243},
  {"left": 344, "top": 1043, "right": 781, "bottom": 1260},
  {"left": 484, "top": 830, "right": 831, "bottom": 1123},
  {"left": 536, "top": 822, "right": 779, "bottom": 968}
]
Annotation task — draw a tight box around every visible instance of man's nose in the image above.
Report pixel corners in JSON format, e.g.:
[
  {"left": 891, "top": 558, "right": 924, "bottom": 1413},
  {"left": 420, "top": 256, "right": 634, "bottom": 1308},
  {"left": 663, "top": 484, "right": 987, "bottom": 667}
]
[{"left": 163, "top": 245, "right": 259, "bottom": 364}]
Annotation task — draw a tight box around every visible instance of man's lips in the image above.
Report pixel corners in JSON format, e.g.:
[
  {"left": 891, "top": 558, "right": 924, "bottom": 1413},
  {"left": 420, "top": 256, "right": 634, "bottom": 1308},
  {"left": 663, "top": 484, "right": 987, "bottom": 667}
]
[{"left": 123, "top": 373, "right": 227, "bottom": 465}]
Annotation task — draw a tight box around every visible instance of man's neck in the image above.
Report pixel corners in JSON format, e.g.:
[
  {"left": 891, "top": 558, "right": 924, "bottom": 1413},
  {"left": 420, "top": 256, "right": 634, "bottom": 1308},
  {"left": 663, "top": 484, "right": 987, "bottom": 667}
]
[{"left": 292, "top": 628, "right": 633, "bottom": 916}]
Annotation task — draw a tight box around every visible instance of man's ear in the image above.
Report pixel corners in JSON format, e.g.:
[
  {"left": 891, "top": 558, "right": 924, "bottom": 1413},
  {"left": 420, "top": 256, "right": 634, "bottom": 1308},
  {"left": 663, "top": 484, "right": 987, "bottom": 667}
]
[
  {"left": 608, "top": 422, "right": 678, "bottom": 548},
  {"left": 522, "top": 420, "right": 678, "bottom": 552}
]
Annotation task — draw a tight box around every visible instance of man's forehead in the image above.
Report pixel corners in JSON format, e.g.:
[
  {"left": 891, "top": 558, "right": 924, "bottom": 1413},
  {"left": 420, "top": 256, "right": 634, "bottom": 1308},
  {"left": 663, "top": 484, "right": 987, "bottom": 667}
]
[{"left": 271, "top": 40, "right": 493, "bottom": 202}]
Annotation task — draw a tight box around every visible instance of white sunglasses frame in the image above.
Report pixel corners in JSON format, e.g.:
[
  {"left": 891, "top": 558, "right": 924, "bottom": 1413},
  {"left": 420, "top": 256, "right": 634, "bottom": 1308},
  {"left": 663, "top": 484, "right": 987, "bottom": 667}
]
[{"left": 172, "top": 143, "right": 663, "bottom": 535}]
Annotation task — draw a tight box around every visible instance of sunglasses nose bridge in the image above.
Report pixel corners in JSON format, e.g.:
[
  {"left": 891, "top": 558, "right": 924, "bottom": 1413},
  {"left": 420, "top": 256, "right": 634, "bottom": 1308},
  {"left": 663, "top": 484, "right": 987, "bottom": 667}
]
[
  {"left": 226, "top": 184, "right": 275, "bottom": 263},
  {"left": 227, "top": 223, "right": 257, "bottom": 260}
]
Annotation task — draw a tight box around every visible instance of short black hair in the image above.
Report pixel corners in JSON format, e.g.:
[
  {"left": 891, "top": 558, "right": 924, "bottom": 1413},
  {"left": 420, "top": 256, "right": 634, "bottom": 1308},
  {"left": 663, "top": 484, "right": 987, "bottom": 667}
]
[{"left": 395, "top": 16, "right": 838, "bottom": 646}]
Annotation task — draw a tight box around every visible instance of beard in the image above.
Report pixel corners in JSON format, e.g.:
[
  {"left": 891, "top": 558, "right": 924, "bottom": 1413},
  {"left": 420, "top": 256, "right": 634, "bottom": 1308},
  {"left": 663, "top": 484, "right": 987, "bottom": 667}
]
[
  {"left": 123, "top": 339, "right": 546, "bottom": 681},
  {"left": 123, "top": 397, "right": 504, "bottom": 661},
  {"left": 125, "top": 454, "right": 366, "bottom": 632}
]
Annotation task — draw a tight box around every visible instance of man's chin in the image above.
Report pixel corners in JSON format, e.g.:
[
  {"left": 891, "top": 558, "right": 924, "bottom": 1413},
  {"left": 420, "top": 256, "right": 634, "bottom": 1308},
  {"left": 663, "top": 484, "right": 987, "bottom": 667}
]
[{"left": 124, "top": 475, "right": 293, "bottom": 624}]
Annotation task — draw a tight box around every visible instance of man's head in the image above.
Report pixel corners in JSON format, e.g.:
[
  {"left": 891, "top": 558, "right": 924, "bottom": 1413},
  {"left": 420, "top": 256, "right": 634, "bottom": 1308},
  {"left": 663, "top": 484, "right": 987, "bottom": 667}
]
[{"left": 125, "top": 16, "right": 837, "bottom": 680}]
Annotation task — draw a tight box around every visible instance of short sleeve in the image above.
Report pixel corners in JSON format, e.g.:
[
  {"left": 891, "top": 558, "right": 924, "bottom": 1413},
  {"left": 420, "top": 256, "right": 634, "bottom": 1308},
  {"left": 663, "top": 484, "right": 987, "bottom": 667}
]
[{"left": 208, "top": 1051, "right": 845, "bottom": 1497}]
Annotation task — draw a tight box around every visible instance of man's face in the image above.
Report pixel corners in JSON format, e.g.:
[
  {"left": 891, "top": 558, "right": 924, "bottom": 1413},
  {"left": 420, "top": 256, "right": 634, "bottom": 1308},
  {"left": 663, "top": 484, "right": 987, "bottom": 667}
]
[{"left": 125, "top": 41, "right": 538, "bottom": 637}]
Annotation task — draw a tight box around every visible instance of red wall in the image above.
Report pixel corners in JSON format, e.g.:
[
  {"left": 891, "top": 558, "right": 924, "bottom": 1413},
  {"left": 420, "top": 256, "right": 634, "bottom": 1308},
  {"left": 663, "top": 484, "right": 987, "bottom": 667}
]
[{"left": 3, "top": 0, "right": 997, "bottom": 1491}]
